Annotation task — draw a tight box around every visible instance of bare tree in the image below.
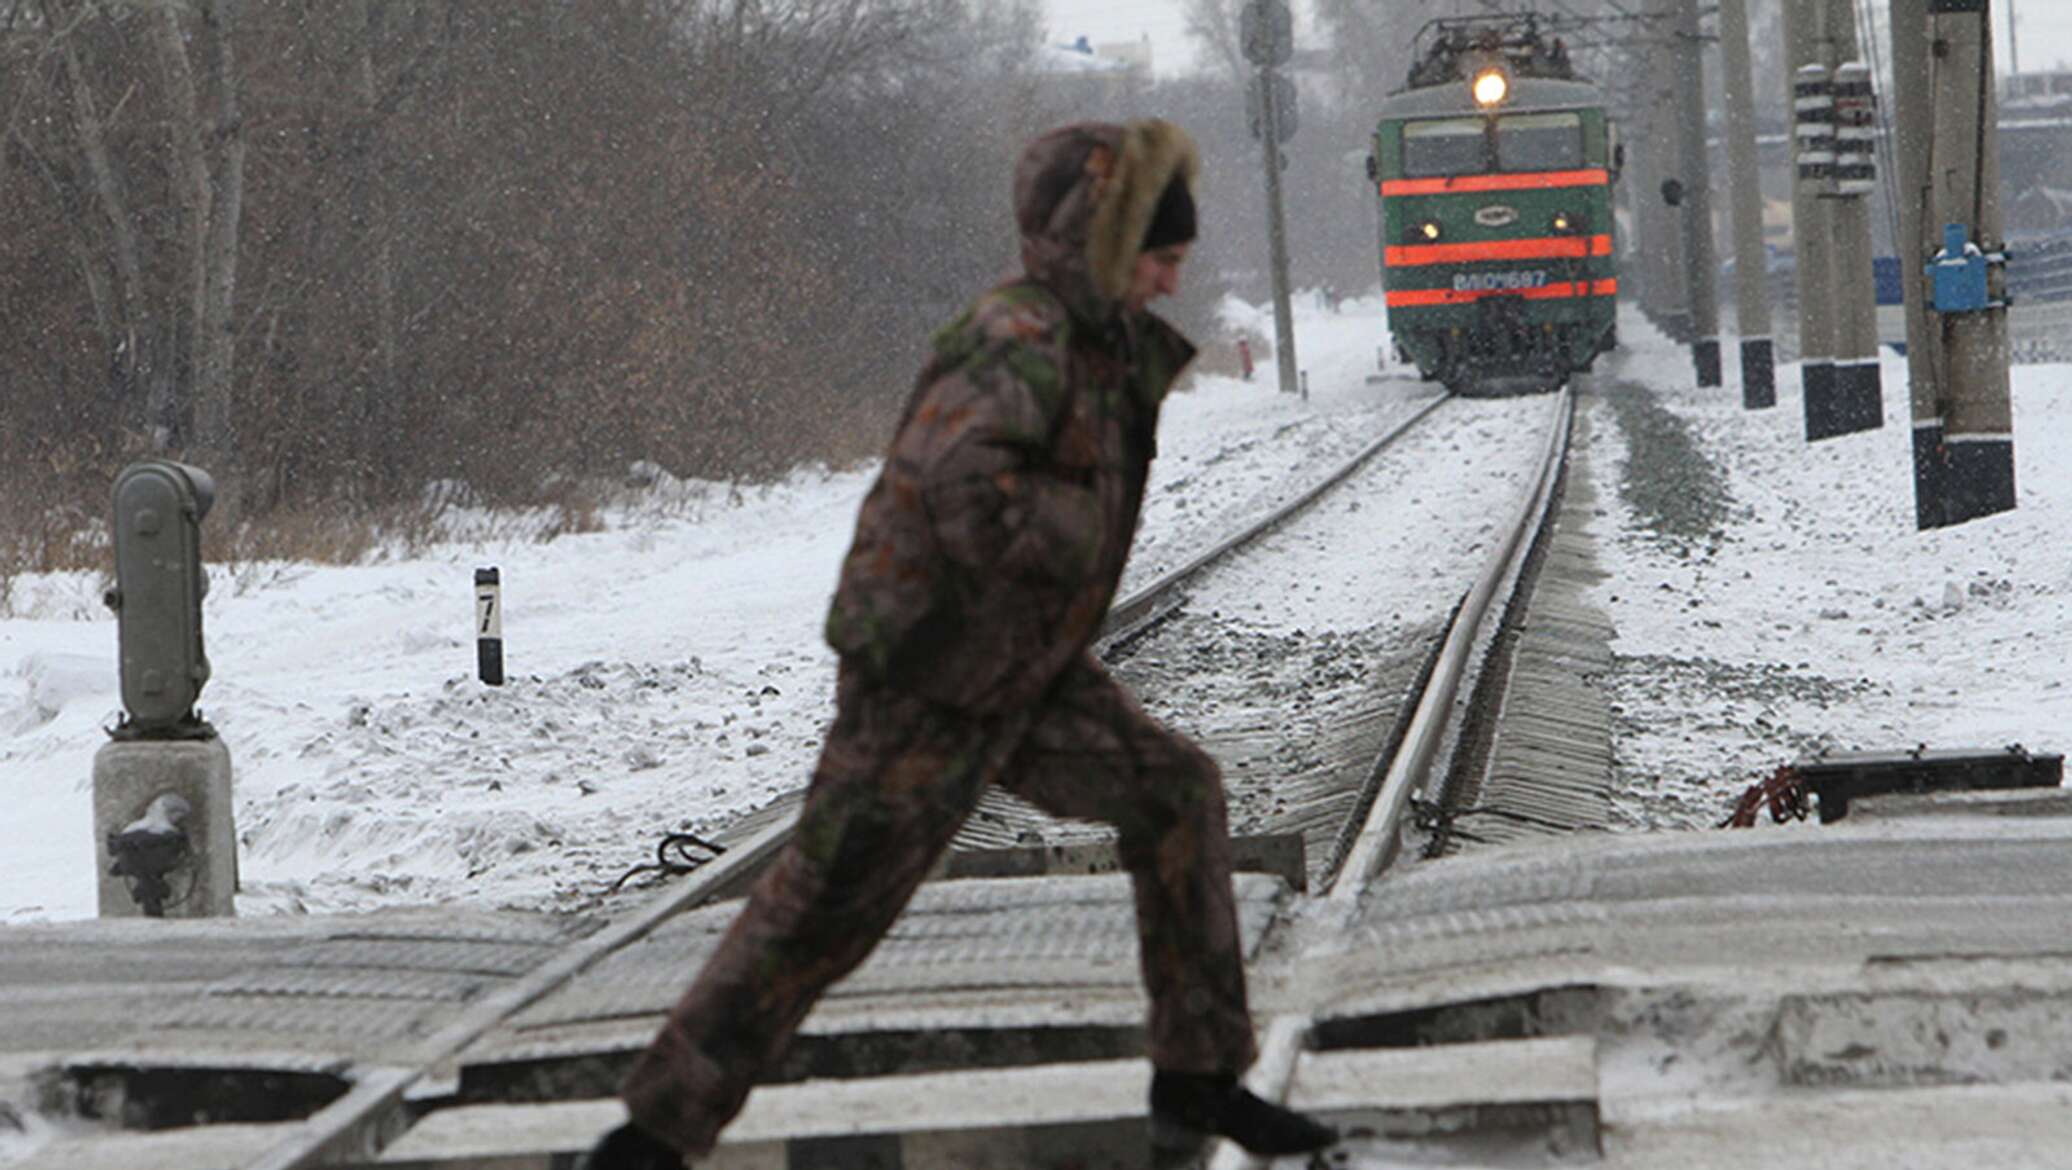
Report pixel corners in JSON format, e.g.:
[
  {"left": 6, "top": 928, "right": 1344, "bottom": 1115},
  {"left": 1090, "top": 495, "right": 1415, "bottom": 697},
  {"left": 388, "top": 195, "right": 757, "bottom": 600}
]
[
  {"left": 155, "top": 0, "right": 247, "bottom": 465},
  {"left": 1181, "top": 0, "right": 1246, "bottom": 82},
  {"left": 1312, "top": 0, "right": 1425, "bottom": 111},
  {"left": 2, "top": 0, "right": 1108, "bottom": 555},
  {"left": 4, "top": 0, "right": 246, "bottom": 463},
  {"left": 42, "top": 4, "right": 163, "bottom": 430}
]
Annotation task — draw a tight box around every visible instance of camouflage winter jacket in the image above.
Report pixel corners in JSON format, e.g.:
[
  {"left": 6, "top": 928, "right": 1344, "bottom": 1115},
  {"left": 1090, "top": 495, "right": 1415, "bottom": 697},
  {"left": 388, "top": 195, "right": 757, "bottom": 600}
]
[{"left": 824, "top": 119, "right": 1201, "bottom": 713}]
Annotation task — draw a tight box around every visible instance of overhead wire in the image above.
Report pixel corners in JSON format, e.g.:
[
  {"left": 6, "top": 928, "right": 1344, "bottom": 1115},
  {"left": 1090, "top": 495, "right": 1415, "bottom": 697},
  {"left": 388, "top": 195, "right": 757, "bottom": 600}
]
[
  {"left": 1546, "top": 0, "right": 1623, "bottom": 85},
  {"left": 1851, "top": 0, "right": 1906, "bottom": 257}
]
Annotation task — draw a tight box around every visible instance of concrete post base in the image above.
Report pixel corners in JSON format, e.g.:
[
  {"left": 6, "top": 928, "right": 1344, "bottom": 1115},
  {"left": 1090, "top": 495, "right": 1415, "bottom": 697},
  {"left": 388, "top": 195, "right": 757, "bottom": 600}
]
[
  {"left": 1693, "top": 338, "right": 1723, "bottom": 388},
  {"left": 94, "top": 736, "right": 237, "bottom": 918},
  {"left": 1807, "top": 359, "right": 1883, "bottom": 441},
  {"left": 1942, "top": 434, "right": 2017, "bottom": 526},
  {"left": 1741, "top": 338, "right": 1775, "bottom": 410}
]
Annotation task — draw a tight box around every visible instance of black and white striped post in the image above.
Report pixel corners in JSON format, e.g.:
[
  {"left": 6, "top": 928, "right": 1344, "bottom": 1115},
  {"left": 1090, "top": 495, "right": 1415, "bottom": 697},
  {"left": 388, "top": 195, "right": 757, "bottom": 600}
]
[
  {"left": 475, "top": 568, "right": 504, "bottom": 686},
  {"left": 1830, "top": 63, "right": 1879, "bottom": 201},
  {"left": 1827, "top": 53, "right": 1885, "bottom": 438},
  {"left": 1791, "top": 54, "right": 1842, "bottom": 436}
]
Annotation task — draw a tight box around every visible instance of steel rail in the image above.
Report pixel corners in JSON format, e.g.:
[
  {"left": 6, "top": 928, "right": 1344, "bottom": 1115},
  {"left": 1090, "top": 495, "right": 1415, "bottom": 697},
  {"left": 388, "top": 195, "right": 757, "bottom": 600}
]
[
  {"left": 1098, "top": 393, "right": 1449, "bottom": 648},
  {"left": 1212, "top": 387, "right": 1578, "bottom": 1170},
  {"left": 243, "top": 814, "right": 794, "bottom": 1170},
  {"left": 1324, "top": 386, "right": 1576, "bottom": 905},
  {"left": 244, "top": 394, "right": 1455, "bottom": 1170}
]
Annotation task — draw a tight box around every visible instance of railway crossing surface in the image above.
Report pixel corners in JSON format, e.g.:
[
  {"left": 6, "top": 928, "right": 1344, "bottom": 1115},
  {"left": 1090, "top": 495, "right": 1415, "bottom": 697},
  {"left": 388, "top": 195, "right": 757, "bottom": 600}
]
[{"left": 19, "top": 788, "right": 2072, "bottom": 1168}]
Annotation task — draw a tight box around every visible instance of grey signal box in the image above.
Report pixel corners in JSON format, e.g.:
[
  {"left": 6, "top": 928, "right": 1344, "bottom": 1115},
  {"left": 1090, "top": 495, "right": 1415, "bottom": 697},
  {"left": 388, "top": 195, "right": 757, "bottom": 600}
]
[{"left": 107, "top": 460, "right": 215, "bottom": 735}]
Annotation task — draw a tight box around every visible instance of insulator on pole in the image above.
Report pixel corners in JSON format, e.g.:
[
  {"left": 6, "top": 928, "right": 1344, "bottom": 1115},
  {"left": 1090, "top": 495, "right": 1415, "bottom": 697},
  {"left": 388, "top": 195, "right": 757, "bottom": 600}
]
[
  {"left": 1793, "top": 63, "right": 1836, "bottom": 187},
  {"left": 1831, "top": 61, "right": 1878, "bottom": 197}
]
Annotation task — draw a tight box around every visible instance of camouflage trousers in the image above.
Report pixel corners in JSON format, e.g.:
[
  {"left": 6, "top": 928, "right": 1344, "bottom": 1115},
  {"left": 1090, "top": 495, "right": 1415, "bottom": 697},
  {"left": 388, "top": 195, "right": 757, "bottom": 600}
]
[{"left": 622, "top": 652, "right": 1260, "bottom": 1157}]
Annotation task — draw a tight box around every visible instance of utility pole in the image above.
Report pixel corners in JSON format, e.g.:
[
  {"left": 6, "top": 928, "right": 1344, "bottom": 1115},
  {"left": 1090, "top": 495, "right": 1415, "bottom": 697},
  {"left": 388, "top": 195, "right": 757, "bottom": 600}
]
[
  {"left": 1888, "top": 0, "right": 1943, "bottom": 522},
  {"left": 1786, "top": 0, "right": 1839, "bottom": 435},
  {"left": 2006, "top": 0, "right": 2019, "bottom": 77},
  {"left": 1674, "top": 0, "right": 1721, "bottom": 387},
  {"left": 1825, "top": 1, "right": 1885, "bottom": 436},
  {"left": 1719, "top": 0, "right": 1775, "bottom": 407},
  {"left": 1260, "top": 67, "right": 1299, "bottom": 396},
  {"left": 1242, "top": 0, "right": 1300, "bottom": 396},
  {"left": 1642, "top": 0, "right": 1691, "bottom": 342},
  {"left": 1897, "top": 0, "right": 2015, "bottom": 525}
]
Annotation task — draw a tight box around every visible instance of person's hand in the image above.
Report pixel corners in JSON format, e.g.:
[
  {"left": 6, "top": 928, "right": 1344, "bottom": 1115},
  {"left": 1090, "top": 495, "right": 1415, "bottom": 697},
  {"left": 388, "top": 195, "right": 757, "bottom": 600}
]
[{"left": 582, "top": 1121, "right": 685, "bottom": 1169}]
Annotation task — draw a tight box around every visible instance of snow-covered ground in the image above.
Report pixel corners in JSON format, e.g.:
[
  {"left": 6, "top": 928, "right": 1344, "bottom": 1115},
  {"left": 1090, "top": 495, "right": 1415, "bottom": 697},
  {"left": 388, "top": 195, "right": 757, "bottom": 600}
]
[
  {"left": 0, "top": 293, "right": 1424, "bottom": 922},
  {"left": 1589, "top": 324, "right": 2072, "bottom": 830},
  {"left": 6, "top": 291, "right": 2071, "bottom": 924}
]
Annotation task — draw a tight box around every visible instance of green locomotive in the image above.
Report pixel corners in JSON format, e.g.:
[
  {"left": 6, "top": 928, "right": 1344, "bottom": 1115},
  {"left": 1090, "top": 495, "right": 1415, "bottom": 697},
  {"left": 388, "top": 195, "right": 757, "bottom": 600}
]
[{"left": 1368, "top": 15, "right": 1620, "bottom": 395}]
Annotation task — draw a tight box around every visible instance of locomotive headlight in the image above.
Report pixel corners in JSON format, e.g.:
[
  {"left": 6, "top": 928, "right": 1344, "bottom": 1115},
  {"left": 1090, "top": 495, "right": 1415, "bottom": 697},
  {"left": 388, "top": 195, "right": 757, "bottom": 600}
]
[
  {"left": 1472, "top": 68, "right": 1509, "bottom": 108},
  {"left": 1551, "top": 210, "right": 1579, "bottom": 234},
  {"left": 1418, "top": 219, "right": 1442, "bottom": 241}
]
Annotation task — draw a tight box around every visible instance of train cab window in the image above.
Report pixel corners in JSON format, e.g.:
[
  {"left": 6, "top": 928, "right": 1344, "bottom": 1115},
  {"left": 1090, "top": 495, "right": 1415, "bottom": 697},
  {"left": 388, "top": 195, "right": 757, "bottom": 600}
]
[
  {"left": 1401, "top": 118, "right": 1489, "bottom": 177},
  {"left": 1496, "top": 112, "right": 1585, "bottom": 171}
]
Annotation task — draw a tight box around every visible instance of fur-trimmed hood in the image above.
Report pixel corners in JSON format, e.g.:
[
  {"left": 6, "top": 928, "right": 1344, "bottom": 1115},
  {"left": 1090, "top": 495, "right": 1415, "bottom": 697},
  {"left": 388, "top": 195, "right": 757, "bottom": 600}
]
[{"left": 1012, "top": 119, "right": 1201, "bottom": 322}]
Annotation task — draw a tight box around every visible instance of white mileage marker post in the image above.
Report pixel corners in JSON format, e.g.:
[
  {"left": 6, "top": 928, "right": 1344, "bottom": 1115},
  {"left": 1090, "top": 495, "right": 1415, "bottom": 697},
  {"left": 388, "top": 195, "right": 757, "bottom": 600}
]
[{"left": 475, "top": 567, "right": 505, "bottom": 686}]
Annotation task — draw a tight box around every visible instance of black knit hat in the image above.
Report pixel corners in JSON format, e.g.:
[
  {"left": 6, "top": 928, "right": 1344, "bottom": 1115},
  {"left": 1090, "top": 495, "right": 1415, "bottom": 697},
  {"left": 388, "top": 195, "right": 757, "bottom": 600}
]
[{"left": 1141, "top": 174, "right": 1197, "bottom": 251}]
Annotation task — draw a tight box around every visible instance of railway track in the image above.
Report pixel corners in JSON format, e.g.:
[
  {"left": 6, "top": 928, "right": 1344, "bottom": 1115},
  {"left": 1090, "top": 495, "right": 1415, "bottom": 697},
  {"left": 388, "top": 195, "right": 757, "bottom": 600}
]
[{"left": 79, "top": 386, "right": 1586, "bottom": 1170}]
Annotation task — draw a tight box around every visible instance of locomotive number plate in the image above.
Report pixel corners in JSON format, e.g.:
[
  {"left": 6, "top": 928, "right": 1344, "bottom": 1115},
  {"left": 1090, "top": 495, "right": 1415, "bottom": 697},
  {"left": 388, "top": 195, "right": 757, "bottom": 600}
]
[{"left": 1453, "top": 270, "right": 1550, "bottom": 292}]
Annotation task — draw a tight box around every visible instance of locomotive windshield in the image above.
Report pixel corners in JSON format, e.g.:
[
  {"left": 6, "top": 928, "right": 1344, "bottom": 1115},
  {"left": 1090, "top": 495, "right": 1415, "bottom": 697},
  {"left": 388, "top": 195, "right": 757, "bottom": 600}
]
[
  {"left": 1400, "top": 111, "right": 1585, "bottom": 178},
  {"left": 1496, "top": 112, "right": 1584, "bottom": 170},
  {"left": 1402, "top": 118, "right": 1485, "bottom": 177}
]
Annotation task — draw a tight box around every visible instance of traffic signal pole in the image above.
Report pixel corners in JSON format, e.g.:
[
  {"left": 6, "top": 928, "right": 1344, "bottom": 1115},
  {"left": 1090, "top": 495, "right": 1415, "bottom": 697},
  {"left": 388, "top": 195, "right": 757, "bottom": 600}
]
[{"left": 1241, "top": 0, "right": 1299, "bottom": 396}]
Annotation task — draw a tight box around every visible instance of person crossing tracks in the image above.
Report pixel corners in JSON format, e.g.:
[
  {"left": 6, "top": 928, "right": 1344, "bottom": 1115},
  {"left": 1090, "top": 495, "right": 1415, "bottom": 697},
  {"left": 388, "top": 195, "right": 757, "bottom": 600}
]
[{"left": 584, "top": 120, "right": 1339, "bottom": 1169}]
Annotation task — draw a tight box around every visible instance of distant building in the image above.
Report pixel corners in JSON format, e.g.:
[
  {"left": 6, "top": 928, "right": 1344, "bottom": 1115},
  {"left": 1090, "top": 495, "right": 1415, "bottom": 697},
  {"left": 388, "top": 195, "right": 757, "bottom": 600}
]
[
  {"left": 2000, "top": 74, "right": 2072, "bottom": 225},
  {"left": 1091, "top": 35, "right": 1154, "bottom": 73},
  {"left": 1034, "top": 33, "right": 1148, "bottom": 107},
  {"left": 1036, "top": 32, "right": 1150, "bottom": 77},
  {"left": 2004, "top": 68, "right": 2072, "bottom": 112},
  {"left": 2009, "top": 184, "right": 2072, "bottom": 236}
]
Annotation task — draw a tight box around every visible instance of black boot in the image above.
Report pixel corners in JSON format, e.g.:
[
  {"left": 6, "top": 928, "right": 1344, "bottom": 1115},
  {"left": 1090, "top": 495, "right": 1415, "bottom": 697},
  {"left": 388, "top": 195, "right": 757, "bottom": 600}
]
[{"left": 1150, "top": 1070, "right": 1339, "bottom": 1165}]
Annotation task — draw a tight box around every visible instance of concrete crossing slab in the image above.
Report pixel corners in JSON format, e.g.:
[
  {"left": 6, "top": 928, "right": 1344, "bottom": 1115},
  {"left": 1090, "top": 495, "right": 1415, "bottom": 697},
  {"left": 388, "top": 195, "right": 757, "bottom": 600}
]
[
  {"left": 1291, "top": 1036, "right": 1599, "bottom": 1154},
  {"left": 492, "top": 873, "right": 1285, "bottom": 1035},
  {"left": 23, "top": 805, "right": 2072, "bottom": 1169},
  {"left": 28, "top": 1120, "right": 296, "bottom": 1170},
  {"left": 451, "top": 872, "right": 1289, "bottom": 1100},
  {"left": 1596, "top": 1082, "right": 2072, "bottom": 1169},
  {"left": 375, "top": 1060, "right": 1162, "bottom": 1170},
  {"left": 116, "top": 917, "right": 592, "bottom": 1064}
]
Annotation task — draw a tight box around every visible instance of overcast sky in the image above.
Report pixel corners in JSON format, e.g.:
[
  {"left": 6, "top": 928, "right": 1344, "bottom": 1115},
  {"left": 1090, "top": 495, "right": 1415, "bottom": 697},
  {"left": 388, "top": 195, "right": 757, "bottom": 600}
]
[
  {"left": 1039, "top": 0, "right": 2072, "bottom": 79},
  {"left": 2006, "top": 1, "right": 2072, "bottom": 73}
]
